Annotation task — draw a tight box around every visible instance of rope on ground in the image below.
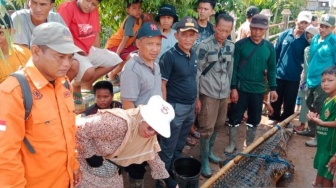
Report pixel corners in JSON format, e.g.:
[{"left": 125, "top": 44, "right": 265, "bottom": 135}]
[{"left": 225, "top": 152, "right": 291, "bottom": 168}]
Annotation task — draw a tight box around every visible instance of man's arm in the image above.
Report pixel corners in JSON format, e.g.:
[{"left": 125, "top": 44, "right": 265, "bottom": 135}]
[
  {"left": 227, "top": 44, "right": 235, "bottom": 85},
  {"left": 194, "top": 42, "right": 207, "bottom": 97},
  {"left": 230, "top": 42, "right": 241, "bottom": 103},
  {"left": 0, "top": 80, "right": 26, "bottom": 187},
  {"left": 161, "top": 80, "right": 167, "bottom": 101},
  {"left": 116, "top": 16, "right": 135, "bottom": 55},
  {"left": 267, "top": 42, "right": 277, "bottom": 91},
  {"left": 122, "top": 100, "right": 135, "bottom": 110},
  {"left": 120, "top": 68, "right": 140, "bottom": 109},
  {"left": 93, "top": 34, "right": 100, "bottom": 48},
  {"left": 267, "top": 42, "right": 278, "bottom": 102},
  {"left": 147, "top": 152, "right": 169, "bottom": 179},
  {"left": 159, "top": 51, "right": 174, "bottom": 101},
  {"left": 274, "top": 31, "right": 285, "bottom": 63},
  {"left": 116, "top": 36, "right": 130, "bottom": 55}
]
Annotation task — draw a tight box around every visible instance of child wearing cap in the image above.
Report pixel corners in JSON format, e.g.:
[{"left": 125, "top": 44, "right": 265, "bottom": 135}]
[
  {"left": 155, "top": 4, "right": 178, "bottom": 60},
  {"left": 76, "top": 95, "right": 174, "bottom": 187},
  {"left": 0, "top": 13, "right": 31, "bottom": 83},
  {"left": 105, "top": 0, "right": 143, "bottom": 84},
  {"left": 84, "top": 81, "right": 122, "bottom": 116},
  {"left": 57, "top": 0, "right": 122, "bottom": 105}
]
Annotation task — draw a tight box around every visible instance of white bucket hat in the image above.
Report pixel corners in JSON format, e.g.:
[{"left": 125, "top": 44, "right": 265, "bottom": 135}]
[{"left": 140, "top": 95, "right": 175, "bottom": 138}]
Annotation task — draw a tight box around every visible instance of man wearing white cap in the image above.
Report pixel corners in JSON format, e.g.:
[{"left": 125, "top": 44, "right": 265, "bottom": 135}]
[
  {"left": 75, "top": 95, "right": 174, "bottom": 187},
  {"left": 268, "top": 11, "right": 312, "bottom": 124},
  {"left": 0, "top": 22, "right": 84, "bottom": 187}
]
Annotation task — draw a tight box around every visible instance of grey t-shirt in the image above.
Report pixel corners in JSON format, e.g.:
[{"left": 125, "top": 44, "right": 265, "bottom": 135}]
[
  {"left": 157, "top": 29, "right": 177, "bottom": 61},
  {"left": 11, "top": 9, "right": 66, "bottom": 47},
  {"left": 120, "top": 53, "right": 162, "bottom": 107}
]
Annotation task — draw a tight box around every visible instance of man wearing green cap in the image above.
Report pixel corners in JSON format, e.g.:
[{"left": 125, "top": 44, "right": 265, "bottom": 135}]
[{"left": 298, "top": 14, "right": 336, "bottom": 147}]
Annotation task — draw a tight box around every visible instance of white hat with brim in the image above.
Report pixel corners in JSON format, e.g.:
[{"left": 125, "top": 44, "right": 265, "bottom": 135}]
[
  {"left": 31, "top": 22, "right": 85, "bottom": 55},
  {"left": 140, "top": 95, "right": 175, "bottom": 138},
  {"left": 297, "top": 11, "right": 312, "bottom": 23}
]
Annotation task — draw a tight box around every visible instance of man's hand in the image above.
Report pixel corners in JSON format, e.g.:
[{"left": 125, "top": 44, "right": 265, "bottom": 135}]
[
  {"left": 230, "top": 89, "right": 238, "bottom": 103},
  {"left": 269, "top": 91, "right": 278, "bottom": 102},
  {"left": 195, "top": 98, "right": 202, "bottom": 114},
  {"left": 73, "top": 169, "right": 82, "bottom": 187}
]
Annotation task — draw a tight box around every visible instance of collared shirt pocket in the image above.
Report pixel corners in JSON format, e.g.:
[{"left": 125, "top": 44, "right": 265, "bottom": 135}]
[{"left": 31, "top": 110, "right": 61, "bottom": 140}]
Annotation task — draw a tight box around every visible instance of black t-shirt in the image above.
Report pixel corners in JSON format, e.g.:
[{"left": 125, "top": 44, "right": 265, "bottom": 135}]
[{"left": 159, "top": 43, "right": 198, "bottom": 104}]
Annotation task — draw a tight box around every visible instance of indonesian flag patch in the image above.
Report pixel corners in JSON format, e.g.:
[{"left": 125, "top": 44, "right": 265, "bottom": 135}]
[{"left": 0, "top": 119, "right": 6, "bottom": 131}]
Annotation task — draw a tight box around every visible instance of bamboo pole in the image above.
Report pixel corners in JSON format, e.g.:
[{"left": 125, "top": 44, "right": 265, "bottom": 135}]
[{"left": 201, "top": 112, "right": 299, "bottom": 188}]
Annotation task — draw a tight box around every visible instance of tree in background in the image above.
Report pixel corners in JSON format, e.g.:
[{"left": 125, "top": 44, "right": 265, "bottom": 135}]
[{"left": 7, "top": 0, "right": 306, "bottom": 46}]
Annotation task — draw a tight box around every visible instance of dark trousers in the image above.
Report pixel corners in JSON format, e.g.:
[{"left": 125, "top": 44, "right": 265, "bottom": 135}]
[
  {"left": 228, "top": 90, "right": 264, "bottom": 127},
  {"left": 306, "top": 85, "right": 328, "bottom": 134},
  {"left": 124, "top": 162, "right": 147, "bottom": 179},
  {"left": 159, "top": 102, "right": 195, "bottom": 171},
  {"left": 269, "top": 78, "right": 300, "bottom": 121}
]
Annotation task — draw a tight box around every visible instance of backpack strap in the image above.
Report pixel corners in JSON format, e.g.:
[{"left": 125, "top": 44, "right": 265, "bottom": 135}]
[
  {"left": 12, "top": 72, "right": 32, "bottom": 120},
  {"left": 11, "top": 71, "right": 36, "bottom": 154}
]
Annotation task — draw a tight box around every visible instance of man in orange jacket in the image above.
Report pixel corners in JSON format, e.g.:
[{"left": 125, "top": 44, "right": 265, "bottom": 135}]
[{"left": 0, "top": 22, "right": 83, "bottom": 187}]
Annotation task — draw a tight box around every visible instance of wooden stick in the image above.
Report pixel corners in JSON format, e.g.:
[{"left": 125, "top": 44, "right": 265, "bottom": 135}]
[{"left": 201, "top": 112, "right": 299, "bottom": 188}]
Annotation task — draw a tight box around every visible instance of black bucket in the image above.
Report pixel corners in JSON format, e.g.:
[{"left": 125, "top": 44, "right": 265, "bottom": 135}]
[{"left": 172, "top": 157, "right": 202, "bottom": 188}]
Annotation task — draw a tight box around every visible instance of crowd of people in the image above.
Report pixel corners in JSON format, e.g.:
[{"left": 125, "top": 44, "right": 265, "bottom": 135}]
[{"left": 1, "top": 0, "right": 336, "bottom": 187}]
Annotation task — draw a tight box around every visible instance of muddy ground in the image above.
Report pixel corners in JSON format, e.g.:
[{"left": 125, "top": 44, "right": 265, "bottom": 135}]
[{"left": 128, "top": 115, "right": 317, "bottom": 188}]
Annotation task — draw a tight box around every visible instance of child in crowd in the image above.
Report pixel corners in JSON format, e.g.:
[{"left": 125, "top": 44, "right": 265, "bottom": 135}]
[
  {"left": 84, "top": 81, "right": 122, "bottom": 116},
  {"left": 155, "top": 4, "right": 178, "bottom": 60},
  {"left": 105, "top": 0, "right": 143, "bottom": 84},
  {"left": 309, "top": 65, "right": 336, "bottom": 187},
  {"left": 58, "top": 0, "right": 122, "bottom": 104}
]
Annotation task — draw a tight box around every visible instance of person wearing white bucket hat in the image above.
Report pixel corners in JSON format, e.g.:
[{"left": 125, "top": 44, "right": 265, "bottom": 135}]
[{"left": 75, "top": 95, "right": 175, "bottom": 187}]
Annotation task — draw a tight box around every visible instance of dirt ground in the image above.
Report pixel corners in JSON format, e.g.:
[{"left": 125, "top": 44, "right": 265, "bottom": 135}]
[{"left": 132, "top": 115, "right": 317, "bottom": 188}]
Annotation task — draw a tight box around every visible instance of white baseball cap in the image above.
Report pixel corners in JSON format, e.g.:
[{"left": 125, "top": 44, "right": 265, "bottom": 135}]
[
  {"left": 297, "top": 11, "right": 312, "bottom": 23},
  {"left": 140, "top": 95, "right": 175, "bottom": 138}
]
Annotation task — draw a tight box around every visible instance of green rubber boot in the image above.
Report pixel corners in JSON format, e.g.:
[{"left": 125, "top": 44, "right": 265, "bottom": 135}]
[
  {"left": 224, "top": 127, "right": 238, "bottom": 153},
  {"left": 246, "top": 126, "right": 257, "bottom": 146},
  {"left": 200, "top": 138, "right": 212, "bottom": 178},
  {"left": 209, "top": 131, "right": 221, "bottom": 163}
]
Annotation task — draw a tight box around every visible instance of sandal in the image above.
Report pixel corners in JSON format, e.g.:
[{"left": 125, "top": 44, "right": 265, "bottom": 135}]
[
  {"left": 190, "top": 131, "right": 200, "bottom": 139},
  {"left": 186, "top": 136, "right": 196, "bottom": 146},
  {"left": 73, "top": 92, "right": 83, "bottom": 105}
]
